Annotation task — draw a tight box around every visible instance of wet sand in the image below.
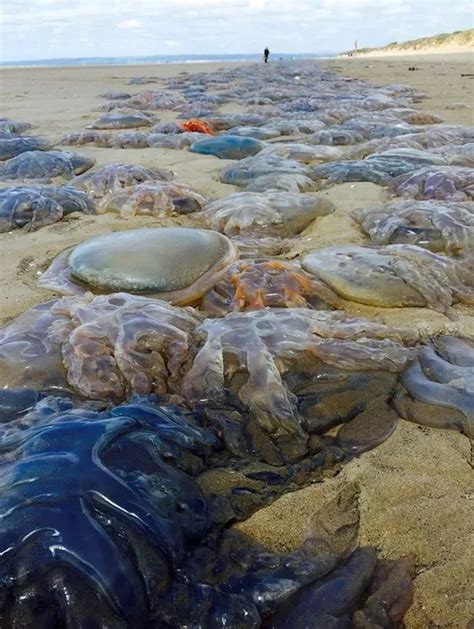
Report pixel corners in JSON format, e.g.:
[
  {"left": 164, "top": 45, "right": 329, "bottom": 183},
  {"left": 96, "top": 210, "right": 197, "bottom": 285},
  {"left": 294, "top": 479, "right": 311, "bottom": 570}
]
[{"left": 0, "top": 54, "right": 473, "bottom": 627}]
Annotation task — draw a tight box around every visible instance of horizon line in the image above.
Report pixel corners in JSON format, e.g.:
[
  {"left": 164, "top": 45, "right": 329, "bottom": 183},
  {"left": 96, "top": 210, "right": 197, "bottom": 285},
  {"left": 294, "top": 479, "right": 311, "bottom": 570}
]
[{"left": 0, "top": 51, "right": 338, "bottom": 66}]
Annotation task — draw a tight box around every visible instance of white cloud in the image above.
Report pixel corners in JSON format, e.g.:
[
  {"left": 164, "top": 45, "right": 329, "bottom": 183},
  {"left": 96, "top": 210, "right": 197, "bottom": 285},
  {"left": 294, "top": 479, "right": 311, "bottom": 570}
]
[{"left": 117, "top": 18, "right": 142, "bottom": 29}]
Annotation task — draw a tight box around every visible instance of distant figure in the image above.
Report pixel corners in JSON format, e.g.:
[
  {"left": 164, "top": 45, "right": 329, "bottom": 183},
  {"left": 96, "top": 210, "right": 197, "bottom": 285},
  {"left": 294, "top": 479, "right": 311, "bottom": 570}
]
[
  {"left": 354, "top": 40, "right": 358, "bottom": 50},
  {"left": 264, "top": 47, "right": 270, "bottom": 63}
]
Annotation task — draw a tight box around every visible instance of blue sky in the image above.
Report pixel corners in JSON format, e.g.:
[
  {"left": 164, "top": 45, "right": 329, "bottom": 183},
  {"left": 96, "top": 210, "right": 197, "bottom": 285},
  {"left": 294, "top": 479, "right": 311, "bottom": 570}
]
[{"left": 0, "top": 0, "right": 472, "bottom": 62}]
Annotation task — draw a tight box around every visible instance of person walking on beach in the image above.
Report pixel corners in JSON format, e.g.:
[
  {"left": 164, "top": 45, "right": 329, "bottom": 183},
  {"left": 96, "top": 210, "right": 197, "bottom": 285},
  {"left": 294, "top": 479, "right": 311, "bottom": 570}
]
[{"left": 264, "top": 47, "right": 270, "bottom": 63}]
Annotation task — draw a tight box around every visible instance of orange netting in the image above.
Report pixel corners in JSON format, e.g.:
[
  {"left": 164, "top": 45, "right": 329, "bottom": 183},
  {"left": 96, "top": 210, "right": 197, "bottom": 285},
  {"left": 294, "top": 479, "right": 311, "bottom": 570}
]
[{"left": 179, "top": 119, "right": 216, "bottom": 135}]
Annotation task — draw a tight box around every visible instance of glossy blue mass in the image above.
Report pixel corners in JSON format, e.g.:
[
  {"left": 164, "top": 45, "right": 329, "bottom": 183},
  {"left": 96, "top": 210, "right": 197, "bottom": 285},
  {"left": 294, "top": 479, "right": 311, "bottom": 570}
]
[{"left": 190, "top": 134, "right": 265, "bottom": 160}]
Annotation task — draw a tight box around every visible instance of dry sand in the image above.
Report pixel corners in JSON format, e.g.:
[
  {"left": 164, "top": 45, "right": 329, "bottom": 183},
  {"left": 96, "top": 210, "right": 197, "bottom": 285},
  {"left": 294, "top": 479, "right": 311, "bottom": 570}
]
[{"left": 0, "top": 54, "right": 473, "bottom": 627}]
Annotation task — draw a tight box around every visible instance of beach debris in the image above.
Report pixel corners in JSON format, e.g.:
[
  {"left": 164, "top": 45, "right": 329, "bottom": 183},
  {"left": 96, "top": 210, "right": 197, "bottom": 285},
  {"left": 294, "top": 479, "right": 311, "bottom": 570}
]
[
  {"left": 0, "top": 150, "right": 95, "bottom": 181},
  {"left": 394, "top": 336, "right": 474, "bottom": 437},
  {"left": 200, "top": 259, "right": 343, "bottom": 315},
  {"left": 0, "top": 186, "right": 95, "bottom": 232},
  {"left": 38, "top": 227, "right": 237, "bottom": 304},
  {"left": 179, "top": 118, "right": 215, "bottom": 134},
  {"left": 390, "top": 166, "right": 474, "bottom": 200},
  {"left": 301, "top": 244, "right": 474, "bottom": 312},
  {"left": 199, "top": 191, "right": 334, "bottom": 237},
  {"left": 190, "top": 135, "right": 265, "bottom": 159},
  {"left": 0, "top": 136, "right": 53, "bottom": 161},
  {"left": 352, "top": 200, "right": 474, "bottom": 255},
  {"left": 71, "top": 163, "right": 174, "bottom": 198}
]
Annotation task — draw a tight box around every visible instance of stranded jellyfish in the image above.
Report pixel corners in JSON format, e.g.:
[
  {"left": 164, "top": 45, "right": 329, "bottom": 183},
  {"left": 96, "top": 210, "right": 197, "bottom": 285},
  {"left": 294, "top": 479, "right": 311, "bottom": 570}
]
[
  {"left": 39, "top": 227, "right": 237, "bottom": 304},
  {"left": 352, "top": 200, "right": 474, "bottom": 255},
  {"left": 200, "top": 259, "right": 343, "bottom": 315},
  {"left": 301, "top": 244, "right": 474, "bottom": 313},
  {"left": 0, "top": 293, "right": 201, "bottom": 400},
  {"left": 72, "top": 163, "right": 174, "bottom": 199},
  {"left": 394, "top": 336, "right": 473, "bottom": 437},
  {"left": 199, "top": 191, "right": 334, "bottom": 237}
]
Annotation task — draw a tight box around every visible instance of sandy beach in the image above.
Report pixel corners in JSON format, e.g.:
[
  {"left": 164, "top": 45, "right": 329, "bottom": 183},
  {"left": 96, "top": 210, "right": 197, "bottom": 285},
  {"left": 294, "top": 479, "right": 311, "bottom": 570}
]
[{"left": 0, "top": 54, "right": 473, "bottom": 627}]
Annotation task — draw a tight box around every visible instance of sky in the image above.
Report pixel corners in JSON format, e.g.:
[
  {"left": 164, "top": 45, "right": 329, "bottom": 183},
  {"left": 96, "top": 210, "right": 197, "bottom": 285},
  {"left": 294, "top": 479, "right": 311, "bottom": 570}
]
[{"left": 0, "top": 0, "right": 472, "bottom": 62}]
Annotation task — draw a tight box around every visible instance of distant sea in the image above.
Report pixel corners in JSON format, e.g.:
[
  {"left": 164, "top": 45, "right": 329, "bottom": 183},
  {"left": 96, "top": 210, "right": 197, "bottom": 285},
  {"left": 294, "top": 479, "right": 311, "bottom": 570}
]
[{"left": 0, "top": 52, "right": 336, "bottom": 68}]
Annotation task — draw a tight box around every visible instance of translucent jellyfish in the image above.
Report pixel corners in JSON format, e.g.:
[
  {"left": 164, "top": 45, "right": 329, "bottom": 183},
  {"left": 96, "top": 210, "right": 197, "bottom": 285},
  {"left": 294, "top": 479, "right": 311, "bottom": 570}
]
[
  {"left": 390, "top": 166, "right": 474, "bottom": 201},
  {"left": 150, "top": 121, "right": 183, "bottom": 134},
  {"left": 190, "top": 135, "right": 265, "bottom": 159},
  {"left": 232, "top": 235, "right": 294, "bottom": 257},
  {"left": 311, "top": 150, "right": 447, "bottom": 186},
  {"left": 147, "top": 132, "right": 204, "bottom": 149},
  {"left": 352, "top": 200, "right": 474, "bottom": 255},
  {"left": 199, "top": 191, "right": 334, "bottom": 237},
  {"left": 431, "top": 143, "right": 474, "bottom": 167},
  {"left": 111, "top": 131, "right": 150, "bottom": 149},
  {"left": 88, "top": 111, "right": 155, "bottom": 129},
  {"left": 0, "top": 136, "right": 53, "bottom": 161},
  {"left": 265, "top": 118, "right": 326, "bottom": 135},
  {"left": 347, "top": 126, "right": 474, "bottom": 159},
  {"left": 307, "top": 128, "right": 366, "bottom": 145},
  {"left": 183, "top": 308, "right": 414, "bottom": 464},
  {"left": 39, "top": 227, "right": 237, "bottom": 305},
  {"left": 0, "top": 186, "right": 96, "bottom": 232},
  {"left": 394, "top": 336, "right": 473, "bottom": 437},
  {"left": 128, "top": 76, "right": 159, "bottom": 84},
  {"left": 95, "top": 181, "right": 206, "bottom": 219},
  {"left": 175, "top": 106, "right": 217, "bottom": 119},
  {"left": 98, "top": 90, "right": 131, "bottom": 100},
  {"left": 59, "top": 130, "right": 114, "bottom": 147},
  {"left": 223, "top": 126, "right": 281, "bottom": 140},
  {"left": 0, "top": 118, "right": 33, "bottom": 135},
  {"left": 259, "top": 142, "right": 343, "bottom": 163},
  {"left": 200, "top": 259, "right": 343, "bottom": 315},
  {"left": 208, "top": 113, "right": 267, "bottom": 131},
  {"left": 301, "top": 244, "right": 474, "bottom": 312},
  {"left": 246, "top": 173, "right": 318, "bottom": 192},
  {"left": 0, "top": 293, "right": 201, "bottom": 399},
  {"left": 0, "top": 150, "right": 95, "bottom": 181},
  {"left": 71, "top": 163, "right": 174, "bottom": 199},
  {"left": 220, "top": 155, "right": 313, "bottom": 186}
]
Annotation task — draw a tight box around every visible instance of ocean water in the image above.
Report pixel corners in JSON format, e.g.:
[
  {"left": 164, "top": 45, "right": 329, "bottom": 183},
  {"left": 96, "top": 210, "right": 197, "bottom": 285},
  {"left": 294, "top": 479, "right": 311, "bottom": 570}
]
[{"left": 0, "top": 52, "right": 335, "bottom": 68}]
